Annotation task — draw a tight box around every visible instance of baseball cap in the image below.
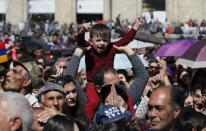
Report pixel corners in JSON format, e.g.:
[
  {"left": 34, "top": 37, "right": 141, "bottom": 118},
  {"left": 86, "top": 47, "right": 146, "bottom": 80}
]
[
  {"left": 35, "top": 83, "right": 66, "bottom": 99},
  {"left": 94, "top": 104, "right": 132, "bottom": 126}
]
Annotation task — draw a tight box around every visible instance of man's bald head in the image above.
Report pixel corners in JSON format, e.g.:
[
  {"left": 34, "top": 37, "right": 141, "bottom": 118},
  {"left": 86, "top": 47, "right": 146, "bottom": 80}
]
[{"left": 147, "top": 86, "right": 185, "bottom": 131}]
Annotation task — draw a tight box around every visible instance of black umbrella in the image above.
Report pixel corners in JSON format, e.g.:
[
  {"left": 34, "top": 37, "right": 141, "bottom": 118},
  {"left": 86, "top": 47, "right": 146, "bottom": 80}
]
[
  {"left": 115, "top": 28, "right": 166, "bottom": 44},
  {"left": 135, "top": 31, "right": 166, "bottom": 44},
  {"left": 22, "top": 36, "right": 50, "bottom": 53}
]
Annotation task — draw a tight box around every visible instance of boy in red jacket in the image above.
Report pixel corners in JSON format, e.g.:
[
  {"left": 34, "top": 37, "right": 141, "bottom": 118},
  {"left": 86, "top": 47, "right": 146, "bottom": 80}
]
[{"left": 75, "top": 18, "right": 144, "bottom": 82}]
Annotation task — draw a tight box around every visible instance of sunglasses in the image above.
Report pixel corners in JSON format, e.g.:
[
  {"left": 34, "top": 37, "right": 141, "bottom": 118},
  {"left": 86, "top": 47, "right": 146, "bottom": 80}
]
[
  {"left": 101, "top": 81, "right": 125, "bottom": 89},
  {"left": 149, "top": 66, "right": 159, "bottom": 70},
  {"left": 65, "top": 88, "right": 77, "bottom": 95},
  {"left": 60, "top": 66, "right": 67, "bottom": 69},
  {"left": 100, "top": 81, "right": 128, "bottom": 102}
]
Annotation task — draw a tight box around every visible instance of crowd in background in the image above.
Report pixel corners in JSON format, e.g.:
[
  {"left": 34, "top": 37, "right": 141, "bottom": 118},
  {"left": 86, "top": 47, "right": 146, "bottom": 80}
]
[{"left": 0, "top": 14, "right": 206, "bottom": 131}]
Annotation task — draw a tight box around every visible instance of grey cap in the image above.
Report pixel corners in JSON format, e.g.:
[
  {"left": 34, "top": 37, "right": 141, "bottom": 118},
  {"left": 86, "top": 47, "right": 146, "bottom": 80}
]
[
  {"left": 12, "top": 61, "right": 41, "bottom": 82},
  {"left": 35, "top": 83, "right": 66, "bottom": 99}
]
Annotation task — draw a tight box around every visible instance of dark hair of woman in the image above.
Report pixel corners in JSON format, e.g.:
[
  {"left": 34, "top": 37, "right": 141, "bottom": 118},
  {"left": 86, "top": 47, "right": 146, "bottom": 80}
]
[
  {"left": 43, "top": 115, "right": 76, "bottom": 131},
  {"left": 55, "top": 75, "right": 89, "bottom": 125},
  {"left": 99, "top": 121, "right": 129, "bottom": 131},
  {"left": 174, "top": 107, "right": 206, "bottom": 131}
]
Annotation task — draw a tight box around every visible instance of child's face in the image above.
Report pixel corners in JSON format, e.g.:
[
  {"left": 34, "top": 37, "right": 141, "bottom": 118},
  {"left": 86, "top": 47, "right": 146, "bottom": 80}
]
[{"left": 91, "top": 36, "right": 110, "bottom": 53}]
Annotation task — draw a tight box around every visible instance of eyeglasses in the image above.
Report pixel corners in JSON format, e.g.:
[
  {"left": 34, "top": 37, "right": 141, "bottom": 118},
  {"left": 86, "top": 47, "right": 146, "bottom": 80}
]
[
  {"left": 101, "top": 81, "right": 125, "bottom": 89},
  {"left": 65, "top": 88, "right": 77, "bottom": 95},
  {"left": 60, "top": 66, "right": 67, "bottom": 69},
  {"left": 100, "top": 81, "right": 128, "bottom": 104},
  {"left": 149, "top": 66, "right": 159, "bottom": 70},
  {"left": 100, "top": 81, "right": 127, "bottom": 96}
]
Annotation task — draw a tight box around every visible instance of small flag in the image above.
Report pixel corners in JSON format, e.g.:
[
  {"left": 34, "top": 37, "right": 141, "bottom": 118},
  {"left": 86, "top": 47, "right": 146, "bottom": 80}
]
[{"left": 0, "top": 42, "right": 8, "bottom": 63}]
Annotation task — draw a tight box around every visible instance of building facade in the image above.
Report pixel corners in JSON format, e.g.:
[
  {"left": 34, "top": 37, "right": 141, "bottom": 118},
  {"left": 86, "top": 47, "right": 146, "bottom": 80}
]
[{"left": 1, "top": 0, "right": 206, "bottom": 25}]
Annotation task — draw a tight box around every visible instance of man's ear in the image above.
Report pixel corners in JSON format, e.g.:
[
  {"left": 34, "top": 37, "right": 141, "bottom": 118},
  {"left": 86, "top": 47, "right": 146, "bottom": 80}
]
[
  {"left": 10, "top": 117, "right": 22, "bottom": 131},
  {"left": 95, "top": 85, "right": 101, "bottom": 93},
  {"left": 23, "top": 79, "right": 32, "bottom": 87},
  {"left": 0, "top": 76, "right": 4, "bottom": 83},
  {"left": 174, "top": 106, "right": 181, "bottom": 118},
  {"left": 192, "top": 127, "right": 197, "bottom": 131}
]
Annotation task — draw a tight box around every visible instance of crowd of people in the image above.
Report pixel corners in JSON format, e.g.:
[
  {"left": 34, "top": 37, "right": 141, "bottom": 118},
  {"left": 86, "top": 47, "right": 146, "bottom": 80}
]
[{"left": 0, "top": 15, "right": 206, "bottom": 131}]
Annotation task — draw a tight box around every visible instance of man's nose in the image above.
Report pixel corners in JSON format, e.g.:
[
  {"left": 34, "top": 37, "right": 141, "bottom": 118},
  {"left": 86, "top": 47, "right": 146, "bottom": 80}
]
[
  {"left": 69, "top": 93, "right": 75, "bottom": 98},
  {"left": 148, "top": 108, "right": 158, "bottom": 118},
  {"left": 53, "top": 98, "right": 58, "bottom": 106}
]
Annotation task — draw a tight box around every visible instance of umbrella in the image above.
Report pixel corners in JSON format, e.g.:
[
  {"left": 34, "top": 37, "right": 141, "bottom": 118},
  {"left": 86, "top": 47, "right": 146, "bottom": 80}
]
[
  {"left": 115, "top": 28, "right": 166, "bottom": 44},
  {"left": 22, "top": 36, "right": 50, "bottom": 53},
  {"left": 128, "top": 39, "right": 154, "bottom": 49},
  {"left": 79, "top": 54, "right": 134, "bottom": 70},
  {"left": 176, "top": 40, "right": 206, "bottom": 68},
  {"left": 114, "top": 53, "right": 132, "bottom": 69},
  {"left": 111, "top": 38, "right": 155, "bottom": 49},
  {"left": 135, "top": 31, "right": 166, "bottom": 44},
  {"left": 114, "top": 53, "right": 148, "bottom": 69},
  {"left": 155, "top": 39, "right": 197, "bottom": 57}
]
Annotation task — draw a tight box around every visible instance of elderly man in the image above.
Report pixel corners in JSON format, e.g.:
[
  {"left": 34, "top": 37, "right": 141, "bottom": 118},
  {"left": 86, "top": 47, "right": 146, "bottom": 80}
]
[
  {"left": 36, "top": 82, "right": 66, "bottom": 112},
  {"left": 35, "top": 82, "right": 66, "bottom": 124},
  {"left": 147, "top": 86, "right": 185, "bottom": 131},
  {"left": 3, "top": 61, "right": 41, "bottom": 107},
  {"left": 0, "top": 92, "right": 34, "bottom": 131}
]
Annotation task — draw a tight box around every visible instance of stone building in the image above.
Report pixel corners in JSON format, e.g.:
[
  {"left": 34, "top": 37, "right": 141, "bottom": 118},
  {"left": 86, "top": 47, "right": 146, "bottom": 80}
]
[{"left": 1, "top": 0, "right": 206, "bottom": 25}]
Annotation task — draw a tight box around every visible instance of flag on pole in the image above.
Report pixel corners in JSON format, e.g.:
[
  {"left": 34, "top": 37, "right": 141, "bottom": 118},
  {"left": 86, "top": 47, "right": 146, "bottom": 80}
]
[{"left": 0, "top": 41, "right": 8, "bottom": 63}]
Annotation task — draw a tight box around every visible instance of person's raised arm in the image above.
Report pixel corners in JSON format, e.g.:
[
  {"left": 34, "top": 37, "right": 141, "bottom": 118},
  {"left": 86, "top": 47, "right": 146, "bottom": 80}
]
[
  {"left": 75, "top": 22, "right": 91, "bottom": 47},
  {"left": 65, "top": 47, "right": 88, "bottom": 109},
  {"left": 113, "top": 45, "right": 149, "bottom": 105},
  {"left": 66, "top": 47, "right": 84, "bottom": 78},
  {"left": 115, "top": 17, "right": 144, "bottom": 47}
]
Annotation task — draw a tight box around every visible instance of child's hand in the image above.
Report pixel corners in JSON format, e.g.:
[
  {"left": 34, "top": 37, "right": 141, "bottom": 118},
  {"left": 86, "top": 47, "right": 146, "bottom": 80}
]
[
  {"left": 133, "top": 17, "right": 145, "bottom": 31},
  {"left": 80, "top": 22, "right": 92, "bottom": 33}
]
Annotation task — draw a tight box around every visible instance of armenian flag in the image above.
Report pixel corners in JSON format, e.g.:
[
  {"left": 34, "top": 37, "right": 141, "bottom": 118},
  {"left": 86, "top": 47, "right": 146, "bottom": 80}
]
[{"left": 0, "top": 41, "right": 8, "bottom": 63}]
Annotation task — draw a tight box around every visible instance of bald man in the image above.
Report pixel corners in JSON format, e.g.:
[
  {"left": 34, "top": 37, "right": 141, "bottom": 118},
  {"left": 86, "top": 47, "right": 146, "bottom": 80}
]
[{"left": 147, "top": 86, "right": 185, "bottom": 131}]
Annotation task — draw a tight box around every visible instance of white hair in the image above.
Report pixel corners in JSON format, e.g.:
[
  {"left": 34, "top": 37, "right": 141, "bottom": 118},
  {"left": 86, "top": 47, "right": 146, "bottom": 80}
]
[{"left": 0, "top": 92, "right": 34, "bottom": 131}]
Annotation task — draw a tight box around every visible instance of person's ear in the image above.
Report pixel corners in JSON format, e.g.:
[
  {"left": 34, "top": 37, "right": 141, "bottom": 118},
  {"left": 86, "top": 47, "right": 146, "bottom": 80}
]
[
  {"left": 0, "top": 76, "right": 4, "bottom": 83},
  {"left": 23, "top": 79, "right": 32, "bottom": 87},
  {"left": 10, "top": 117, "right": 22, "bottom": 131},
  {"left": 192, "top": 127, "right": 197, "bottom": 131},
  {"left": 174, "top": 106, "right": 181, "bottom": 118},
  {"left": 95, "top": 85, "right": 101, "bottom": 93}
]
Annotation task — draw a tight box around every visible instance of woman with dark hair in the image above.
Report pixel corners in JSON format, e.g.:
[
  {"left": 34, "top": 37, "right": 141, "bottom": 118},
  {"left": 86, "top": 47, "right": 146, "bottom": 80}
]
[
  {"left": 174, "top": 107, "right": 206, "bottom": 131},
  {"left": 98, "top": 122, "right": 129, "bottom": 131},
  {"left": 54, "top": 75, "right": 88, "bottom": 126},
  {"left": 43, "top": 115, "right": 80, "bottom": 131}
]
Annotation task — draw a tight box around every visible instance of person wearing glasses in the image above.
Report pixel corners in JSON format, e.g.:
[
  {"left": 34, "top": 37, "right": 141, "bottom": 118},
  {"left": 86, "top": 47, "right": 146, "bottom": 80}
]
[
  {"left": 66, "top": 45, "right": 149, "bottom": 121},
  {"left": 55, "top": 57, "right": 68, "bottom": 76}
]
